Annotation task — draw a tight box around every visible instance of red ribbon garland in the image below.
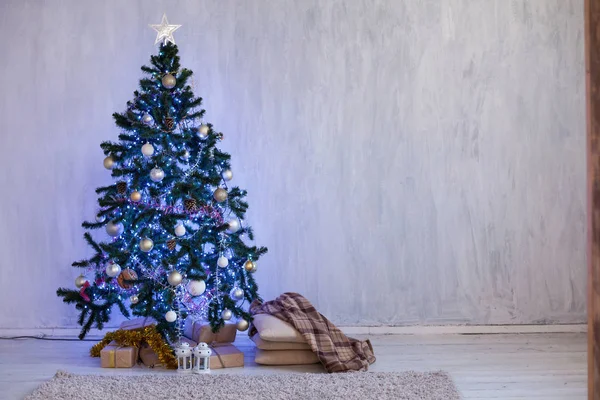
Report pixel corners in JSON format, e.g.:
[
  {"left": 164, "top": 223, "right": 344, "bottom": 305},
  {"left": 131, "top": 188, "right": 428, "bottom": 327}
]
[{"left": 80, "top": 281, "right": 91, "bottom": 302}]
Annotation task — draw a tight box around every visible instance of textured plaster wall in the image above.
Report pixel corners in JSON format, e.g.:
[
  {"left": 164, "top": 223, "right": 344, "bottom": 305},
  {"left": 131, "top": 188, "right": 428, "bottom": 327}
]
[{"left": 0, "top": 0, "right": 586, "bottom": 329}]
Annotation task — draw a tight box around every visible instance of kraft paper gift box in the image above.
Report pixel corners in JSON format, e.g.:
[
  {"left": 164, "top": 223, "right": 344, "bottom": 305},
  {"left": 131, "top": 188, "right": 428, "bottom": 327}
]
[
  {"left": 184, "top": 318, "right": 237, "bottom": 343},
  {"left": 119, "top": 316, "right": 157, "bottom": 331},
  {"left": 140, "top": 337, "right": 197, "bottom": 368},
  {"left": 100, "top": 341, "right": 139, "bottom": 368},
  {"left": 210, "top": 344, "right": 244, "bottom": 369}
]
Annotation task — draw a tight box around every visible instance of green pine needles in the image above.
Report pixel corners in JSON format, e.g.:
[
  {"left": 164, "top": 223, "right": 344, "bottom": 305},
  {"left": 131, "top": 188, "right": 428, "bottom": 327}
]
[{"left": 57, "top": 43, "right": 267, "bottom": 341}]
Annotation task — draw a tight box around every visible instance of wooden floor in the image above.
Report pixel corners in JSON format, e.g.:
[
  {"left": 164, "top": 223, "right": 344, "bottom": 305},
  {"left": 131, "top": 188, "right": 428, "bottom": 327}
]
[{"left": 0, "top": 333, "right": 586, "bottom": 399}]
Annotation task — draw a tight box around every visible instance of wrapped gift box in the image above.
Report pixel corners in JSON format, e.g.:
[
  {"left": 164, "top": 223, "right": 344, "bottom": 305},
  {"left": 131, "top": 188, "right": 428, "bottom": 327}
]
[
  {"left": 139, "top": 337, "right": 197, "bottom": 368},
  {"left": 184, "top": 318, "right": 237, "bottom": 344},
  {"left": 210, "top": 344, "right": 244, "bottom": 369},
  {"left": 119, "top": 316, "right": 156, "bottom": 331},
  {"left": 100, "top": 341, "right": 138, "bottom": 368}
]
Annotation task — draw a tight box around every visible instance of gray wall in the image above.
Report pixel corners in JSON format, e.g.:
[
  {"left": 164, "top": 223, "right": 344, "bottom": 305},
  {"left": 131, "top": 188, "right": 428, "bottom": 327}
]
[{"left": 0, "top": 0, "right": 586, "bottom": 330}]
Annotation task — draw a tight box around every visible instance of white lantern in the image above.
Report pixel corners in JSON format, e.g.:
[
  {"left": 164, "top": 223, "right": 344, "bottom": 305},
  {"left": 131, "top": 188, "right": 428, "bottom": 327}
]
[
  {"left": 174, "top": 342, "right": 193, "bottom": 373},
  {"left": 193, "top": 342, "right": 212, "bottom": 373}
]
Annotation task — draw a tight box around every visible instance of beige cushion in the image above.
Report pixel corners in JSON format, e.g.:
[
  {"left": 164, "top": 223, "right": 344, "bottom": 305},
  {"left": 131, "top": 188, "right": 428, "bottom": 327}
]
[
  {"left": 254, "top": 349, "right": 319, "bottom": 365},
  {"left": 252, "top": 314, "right": 306, "bottom": 343},
  {"left": 250, "top": 332, "right": 311, "bottom": 350}
]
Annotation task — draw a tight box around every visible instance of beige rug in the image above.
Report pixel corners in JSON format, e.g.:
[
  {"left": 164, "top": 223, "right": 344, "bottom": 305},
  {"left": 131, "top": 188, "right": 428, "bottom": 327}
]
[{"left": 26, "top": 370, "right": 460, "bottom": 400}]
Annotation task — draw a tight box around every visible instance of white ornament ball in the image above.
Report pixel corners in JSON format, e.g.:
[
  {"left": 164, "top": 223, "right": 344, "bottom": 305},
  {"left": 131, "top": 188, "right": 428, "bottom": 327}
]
[
  {"left": 231, "top": 287, "right": 244, "bottom": 300},
  {"left": 165, "top": 310, "right": 177, "bottom": 322},
  {"left": 130, "top": 295, "right": 139, "bottom": 304},
  {"left": 236, "top": 319, "right": 249, "bottom": 332},
  {"left": 167, "top": 270, "right": 183, "bottom": 286},
  {"left": 221, "top": 169, "right": 233, "bottom": 181},
  {"left": 95, "top": 213, "right": 106, "bottom": 223},
  {"left": 227, "top": 218, "right": 241, "bottom": 233},
  {"left": 221, "top": 309, "right": 233, "bottom": 321},
  {"left": 75, "top": 275, "right": 87, "bottom": 289},
  {"left": 141, "top": 113, "right": 153, "bottom": 125},
  {"left": 141, "top": 142, "right": 155, "bottom": 157},
  {"left": 103, "top": 155, "right": 115, "bottom": 170},
  {"left": 217, "top": 255, "right": 229, "bottom": 268},
  {"left": 150, "top": 167, "right": 165, "bottom": 182},
  {"left": 187, "top": 280, "right": 206, "bottom": 296},
  {"left": 198, "top": 125, "right": 209, "bottom": 139},
  {"left": 162, "top": 74, "right": 176, "bottom": 89},
  {"left": 139, "top": 237, "right": 154, "bottom": 252},
  {"left": 174, "top": 223, "right": 186, "bottom": 237},
  {"left": 105, "top": 262, "right": 121, "bottom": 278},
  {"left": 105, "top": 221, "right": 124, "bottom": 237}
]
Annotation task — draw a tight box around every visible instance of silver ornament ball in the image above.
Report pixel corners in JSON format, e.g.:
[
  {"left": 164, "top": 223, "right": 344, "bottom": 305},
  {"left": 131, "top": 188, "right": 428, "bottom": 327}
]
[
  {"left": 174, "top": 223, "right": 186, "bottom": 237},
  {"left": 227, "top": 218, "right": 241, "bottom": 233},
  {"left": 75, "top": 275, "right": 88, "bottom": 289},
  {"left": 221, "top": 309, "right": 233, "bottom": 321},
  {"left": 139, "top": 237, "right": 154, "bottom": 252},
  {"left": 221, "top": 169, "right": 233, "bottom": 181},
  {"left": 95, "top": 213, "right": 106, "bottom": 223},
  {"left": 103, "top": 155, "right": 115, "bottom": 170},
  {"left": 105, "top": 221, "right": 124, "bottom": 237},
  {"left": 161, "top": 74, "right": 176, "bottom": 89},
  {"left": 236, "top": 319, "right": 249, "bottom": 332},
  {"left": 141, "top": 113, "right": 153, "bottom": 125},
  {"left": 141, "top": 142, "right": 155, "bottom": 157},
  {"left": 105, "top": 262, "right": 121, "bottom": 278},
  {"left": 198, "top": 125, "right": 209, "bottom": 139},
  {"left": 165, "top": 310, "right": 177, "bottom": 322},
  {"left": 150, "top": 167, "right": 165, "bottom": 182},
  {"left": 130, "top": 295, "right": 139, "bottom": 304},
  {"left": 217, "top": 255, "right": 229, "bottom": 268},
  {"left": 167, "top": 270, "right": 183, "bottom": 286},
  {"left": 231, "top": 287, "right": 244, "bottom": 300},
  {"left": 187, "top": 280, "right": 206, "bottom": 296}
]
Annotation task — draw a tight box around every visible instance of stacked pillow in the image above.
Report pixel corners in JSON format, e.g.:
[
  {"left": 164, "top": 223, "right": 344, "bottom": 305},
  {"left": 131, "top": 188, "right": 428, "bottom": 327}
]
[{"left": 251, "top": 314, "right": 319, "bottom": 365}]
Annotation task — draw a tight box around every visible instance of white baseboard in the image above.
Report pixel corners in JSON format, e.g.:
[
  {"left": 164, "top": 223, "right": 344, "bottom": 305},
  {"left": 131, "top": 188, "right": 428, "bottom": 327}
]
[{"left": 0, "top": 324, "right": 586, "bottom": 339}]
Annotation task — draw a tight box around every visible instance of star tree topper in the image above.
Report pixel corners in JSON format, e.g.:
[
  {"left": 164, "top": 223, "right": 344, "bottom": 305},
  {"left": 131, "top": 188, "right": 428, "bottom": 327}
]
[{"left": 149, "top": 14, "right": 181, "bottom": 45}]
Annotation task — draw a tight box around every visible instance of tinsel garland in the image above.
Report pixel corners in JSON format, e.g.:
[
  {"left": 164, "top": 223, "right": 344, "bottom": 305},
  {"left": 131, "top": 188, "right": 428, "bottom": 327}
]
[{"left": 90, "top": 325, "right": 177, "bottom": 369}]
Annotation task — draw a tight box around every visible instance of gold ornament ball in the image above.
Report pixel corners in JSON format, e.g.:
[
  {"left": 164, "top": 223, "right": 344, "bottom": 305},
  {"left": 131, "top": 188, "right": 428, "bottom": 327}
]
[
  {"left": 139, "top": 237, "right": 154, "bottom": 252},
  {"left": 244, "top": 260, "right": 256, "bottom": 272},
  {"left": 167, "top": 270, "right": 183, "bottom": 286},
  {"left": 103, "top": 155, "right": 115, "bottom": 170},
  {"left": 213, "top": 188, "right": 228, "bottom": 203},
  {"left": 198, "top": 125, "right": 209, "bottom": 139},
  {"left": 130, "top": 191, "right": 142, "bottom": 202},
  {"left": 236, "top": 319, "right": 249, "bottom": 332},
  {"left": 130, "top": 295, "right": 139, "bottom": 304},
  {"left": 162, "top": 74, "right": 176, "bottom": 89},
  {"left": 75, "top": 275, "right": 87, "bottom": 289},
  {"left": 174, "top": 223, "right": 186, "bottom": 237}
]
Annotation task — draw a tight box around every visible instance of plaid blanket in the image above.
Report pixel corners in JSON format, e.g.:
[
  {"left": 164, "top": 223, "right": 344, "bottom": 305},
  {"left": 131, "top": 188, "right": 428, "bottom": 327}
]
[{"left": 249, "top": 292, "right": 376, "bottom": 373}]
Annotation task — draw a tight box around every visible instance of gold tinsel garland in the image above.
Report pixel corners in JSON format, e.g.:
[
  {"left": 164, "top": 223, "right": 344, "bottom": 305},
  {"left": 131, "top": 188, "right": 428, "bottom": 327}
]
[{"left": 90, "top": 325, "right": 177, "bottom": 369}]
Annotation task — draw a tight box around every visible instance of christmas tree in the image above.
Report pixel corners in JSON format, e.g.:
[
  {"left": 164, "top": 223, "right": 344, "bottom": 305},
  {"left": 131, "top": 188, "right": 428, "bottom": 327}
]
[{"left": 57, "top": 15, "right": 267, "bottom": 341}]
